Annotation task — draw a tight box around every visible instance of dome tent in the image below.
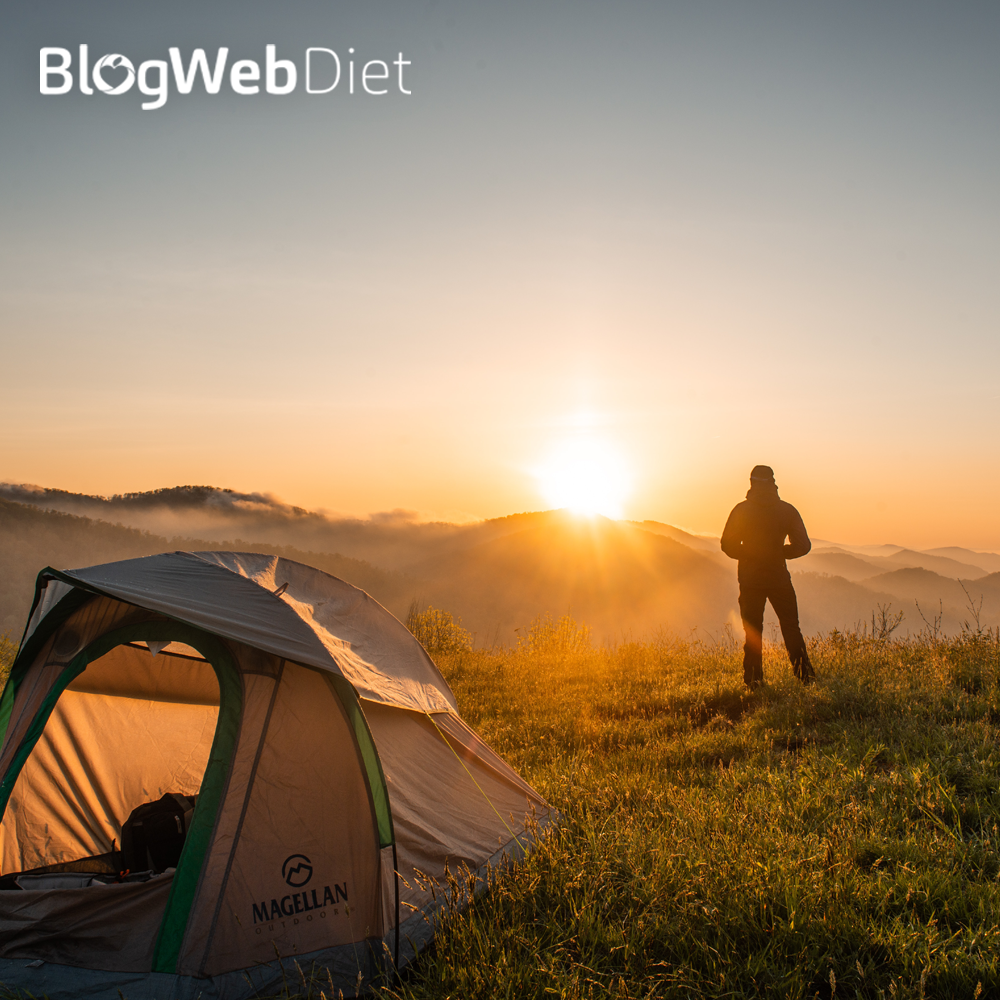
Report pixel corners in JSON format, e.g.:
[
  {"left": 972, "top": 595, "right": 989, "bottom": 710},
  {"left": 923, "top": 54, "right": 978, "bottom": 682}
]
[{"left": 0, "top": 552, "right": 548, "bottom": 999}]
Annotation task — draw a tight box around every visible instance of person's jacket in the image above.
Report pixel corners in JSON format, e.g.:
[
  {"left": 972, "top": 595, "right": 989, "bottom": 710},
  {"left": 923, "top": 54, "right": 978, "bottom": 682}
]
[{"left": 720, "top": 484, "right": 811, "bottom": 585}]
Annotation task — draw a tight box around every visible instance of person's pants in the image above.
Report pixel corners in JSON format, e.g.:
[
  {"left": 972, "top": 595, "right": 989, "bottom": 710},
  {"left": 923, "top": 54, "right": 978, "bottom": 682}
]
[{"left": 739, "top": 576, "right": 814, "bottom": 687}]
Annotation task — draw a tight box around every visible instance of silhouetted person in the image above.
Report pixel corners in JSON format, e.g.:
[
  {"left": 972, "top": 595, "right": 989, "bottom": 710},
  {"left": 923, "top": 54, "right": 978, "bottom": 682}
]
[{"left": 721, "top": 465, "right": 815, "bottom": 689}]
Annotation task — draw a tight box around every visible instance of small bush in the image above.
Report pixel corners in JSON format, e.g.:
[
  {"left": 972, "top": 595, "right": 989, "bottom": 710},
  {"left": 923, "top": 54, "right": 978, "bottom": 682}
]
[
  {"left": 517, "top": 612, "right": 591, "bottom": 655},
  {"left": 405, "top": 602, "right": 473, "bottom": 654}
]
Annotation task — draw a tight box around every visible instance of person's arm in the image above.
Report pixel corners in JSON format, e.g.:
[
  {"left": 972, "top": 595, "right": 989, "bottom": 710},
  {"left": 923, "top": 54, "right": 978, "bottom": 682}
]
[
  {"left": 720, "top": 506, "right": 743, "bottom": 560},
  {"left": 784, "top": 506, "right": 811, "bottom": 559}
]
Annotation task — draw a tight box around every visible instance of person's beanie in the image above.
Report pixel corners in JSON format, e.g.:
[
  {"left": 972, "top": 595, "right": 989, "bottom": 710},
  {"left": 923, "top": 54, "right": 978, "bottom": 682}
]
[{"left": 749, "top": 465, "right": 775, "bottom": 483}]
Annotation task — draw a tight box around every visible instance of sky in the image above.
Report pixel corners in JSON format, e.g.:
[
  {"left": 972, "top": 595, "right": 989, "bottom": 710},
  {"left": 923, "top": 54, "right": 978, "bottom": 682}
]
[{"left": 1, "top": 1, "right": 998, "bottom": 549}]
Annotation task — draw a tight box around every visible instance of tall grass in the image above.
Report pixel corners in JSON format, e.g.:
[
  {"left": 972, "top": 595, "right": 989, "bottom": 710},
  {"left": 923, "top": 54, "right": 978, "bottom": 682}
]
[
  {"left": 405, "top": 604, "right": 473, "bottom": 654},
  {"left": 0, "top": 632, "right": 15, "bottom": 690},
  {"left": 372, "top": 624, "right": 1000, "bottom": 1000},
  {"left": 4, "top": 618, "right": 998, "bottom": 998}
]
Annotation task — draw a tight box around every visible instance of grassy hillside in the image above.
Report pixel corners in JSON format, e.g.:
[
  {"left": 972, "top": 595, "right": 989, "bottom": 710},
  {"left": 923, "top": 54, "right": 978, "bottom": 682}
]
[
  {"left": 2, "top": 619, "right": 997, "bottom": 998},
  {"left": 360, "top": 625, "right": 1000, "bottom": 999}
]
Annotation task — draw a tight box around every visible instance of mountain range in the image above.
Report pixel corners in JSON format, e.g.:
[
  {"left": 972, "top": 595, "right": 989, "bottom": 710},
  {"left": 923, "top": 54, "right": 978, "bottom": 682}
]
[{"left": 1, "top": 483, "right": 996, "bottom": 644}]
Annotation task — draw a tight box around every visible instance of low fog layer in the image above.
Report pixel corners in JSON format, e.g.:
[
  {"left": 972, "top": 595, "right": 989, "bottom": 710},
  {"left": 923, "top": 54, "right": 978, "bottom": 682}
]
[
  {"left": 0, "top": 483, "right": 462, "bottom": 570},
  {"left": 2, "top": 484, "right": 999, "bottom": 644}
]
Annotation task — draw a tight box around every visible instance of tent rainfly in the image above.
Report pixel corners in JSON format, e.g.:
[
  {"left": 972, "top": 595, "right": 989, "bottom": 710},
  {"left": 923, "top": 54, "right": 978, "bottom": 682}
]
[{"left": 0, "top": 552, "right": 549, "bottom": 999}]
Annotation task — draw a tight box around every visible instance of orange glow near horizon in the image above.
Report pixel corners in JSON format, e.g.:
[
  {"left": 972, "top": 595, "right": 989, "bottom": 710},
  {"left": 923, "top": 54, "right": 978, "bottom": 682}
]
[{"left": 534, "top": 437, "right": 632, "bottom": 519}]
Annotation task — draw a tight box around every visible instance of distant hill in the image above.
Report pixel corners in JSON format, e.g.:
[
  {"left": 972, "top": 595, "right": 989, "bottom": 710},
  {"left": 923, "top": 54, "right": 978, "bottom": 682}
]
[
  {"left": 923, "top": 547, "right": 1000, "bottom": 575},
  {"left": 857, "top": 567, "right": 1000, "bottom": 634},
  {"left": 879, "top": 548, "right": 987, "bottom": 580},
  {"left": 0, "top": 499, "right": 415, "bottom": 635},
  {"left": 862, "top": 567, "right": 978, "bottom": 606},
  {"left": 811, "top": 541, "right": 905, "bottom": 558},
  {"left": 0, "top": 499, "right": 738, "bottom": 643},
  {"left": 4, "top": 483, "right": 1000, "bottom": 644},
  {"left": 788, "top": 573, "right": 906, "bottom": 636},
  {"left": 795, "top": 548, "right": 885, "bottom": 582},
  {"left": 410, "top": 511, "right": 738, "bottom": 643},
  {"left": 797, "top": 545, "right": 987, "bottom": 582},
  {"left": 0, "top": 483, "right": 463, "bottom": 571},
  {"left": 628, "top": 520, "right": 724, "bottom": 556}
]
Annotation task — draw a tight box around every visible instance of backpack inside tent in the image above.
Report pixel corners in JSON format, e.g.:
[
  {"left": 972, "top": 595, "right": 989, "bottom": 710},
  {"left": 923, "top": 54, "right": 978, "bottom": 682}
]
[{"left": 0, "top": 552, "right": 549, "bottom": 1000}]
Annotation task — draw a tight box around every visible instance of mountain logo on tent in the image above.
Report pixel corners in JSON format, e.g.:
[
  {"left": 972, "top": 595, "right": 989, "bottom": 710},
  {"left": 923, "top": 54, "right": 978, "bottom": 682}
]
[{"left": 282, "top": 854, "right": 313, "bottom": 888}]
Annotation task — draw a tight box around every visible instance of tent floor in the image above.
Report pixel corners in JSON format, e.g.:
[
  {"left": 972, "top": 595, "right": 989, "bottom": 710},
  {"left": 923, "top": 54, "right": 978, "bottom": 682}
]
[{"left": 0, "top": 940, "right": 388, "bottom": 1000}]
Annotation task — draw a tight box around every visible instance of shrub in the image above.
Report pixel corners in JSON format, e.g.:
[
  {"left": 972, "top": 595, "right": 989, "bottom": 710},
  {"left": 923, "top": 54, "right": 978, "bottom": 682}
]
[
  {"left": 516, "top": 612, "right": 591, "bottom": 655},
  {"left": 405, "top": 602, "right": 473, "bottom": 654}
]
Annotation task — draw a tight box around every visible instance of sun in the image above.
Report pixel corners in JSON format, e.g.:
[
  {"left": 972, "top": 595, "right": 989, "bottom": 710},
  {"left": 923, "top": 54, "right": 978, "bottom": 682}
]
[{"left": 535, "top": 438, "right": 631, "bottom": 519}]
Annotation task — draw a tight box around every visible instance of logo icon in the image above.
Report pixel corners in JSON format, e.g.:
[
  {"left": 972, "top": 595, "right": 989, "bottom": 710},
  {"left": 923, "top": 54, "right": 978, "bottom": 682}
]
[
  {"left": 92, "top": 54, "right": 135, "bottom": 94},
  {"left": 281, "top": 854, "right": 313, "bottom": 888}
]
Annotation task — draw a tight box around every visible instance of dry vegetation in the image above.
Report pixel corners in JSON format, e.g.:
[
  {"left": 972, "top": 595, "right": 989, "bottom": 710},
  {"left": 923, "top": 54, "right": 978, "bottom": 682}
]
[{"left": 0, "top": 633, "right": 15, "bottom": 690}]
